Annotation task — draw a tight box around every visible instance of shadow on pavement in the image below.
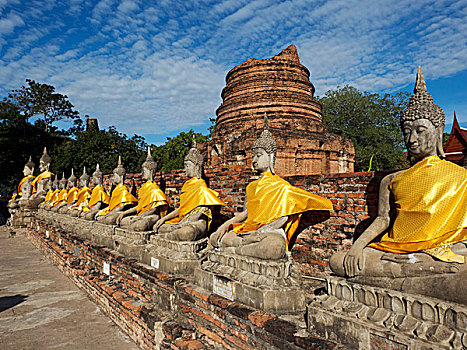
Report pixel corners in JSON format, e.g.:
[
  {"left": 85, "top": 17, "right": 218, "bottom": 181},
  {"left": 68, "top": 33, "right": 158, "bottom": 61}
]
[{"left": 0, "top": 294, "right": 28, "bottom": 312}]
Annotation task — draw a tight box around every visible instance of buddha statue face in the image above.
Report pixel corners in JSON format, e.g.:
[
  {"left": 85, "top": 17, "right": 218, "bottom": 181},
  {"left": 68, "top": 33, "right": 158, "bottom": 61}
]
[
  {"left": 142, "top": 167, "right": 152, "bottom": 182},
  {"left": 252, "top": 147, "right": 273, "bottom": 174},
  {"left": 79, "top": 177, "right": 89, "bottom": 188},
  {"left": 113, "top": 172, "right": 122, "bottom": 185},
  {"left": 184, "top": 160, "right": 200, "bottom": 178},
  {"left": 23, "top": 165, "right": 33, "bottom": 176},
  {"left": 92, "top": 175, "right": 101, "bottom": 186},
  {"left": 402, "top": 119, "right": 439, "bottom": 160},
  {"left": 68, "top": 178, "right": 77, "bottom": 188},
  {"left": 39, "top": 160, "right": 49, "bottom": 172}
]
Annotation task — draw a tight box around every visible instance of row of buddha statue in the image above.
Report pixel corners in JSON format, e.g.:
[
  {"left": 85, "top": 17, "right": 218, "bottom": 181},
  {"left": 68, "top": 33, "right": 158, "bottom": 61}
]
[{"left": 9, "top": 67, "right": 467, "bottom": 279}]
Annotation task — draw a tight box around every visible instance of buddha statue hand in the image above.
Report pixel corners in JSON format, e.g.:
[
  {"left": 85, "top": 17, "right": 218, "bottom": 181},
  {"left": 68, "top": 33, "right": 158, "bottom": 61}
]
[
  {"left": 210, "top": 225, "right": 228, "bottom": 248},
  {"left": 381, "top": 252, "right": 460, "bottom": 277},
  {"left": 116, "top": 213, "right": 125, "bottom": 226},
  {"left": 153, "top": 217, "right": 166, "bottom": 232},
  {"left": 343, "top": 245, "right": 365, "bottom": 277}
]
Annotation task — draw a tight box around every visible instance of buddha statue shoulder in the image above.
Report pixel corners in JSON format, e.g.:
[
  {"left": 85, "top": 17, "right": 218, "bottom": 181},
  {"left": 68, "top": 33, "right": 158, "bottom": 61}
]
[
  {"left": 116, "top": 147, "right": 170, "bottom": 231},
  {"left": 330, "top": 67, "right": 467, "bottom": 280},
  {"left": 153, "top": 136, "right": 225, "bottom": 241},
  {"left": 209, "top": 116, "right": 333, "bottom": 260},
  {"left": 81, "top": 164, "right": 110, "bottom": 220},
  {"left": 96, "top": 156, "right": 137, "bottom": 225}
]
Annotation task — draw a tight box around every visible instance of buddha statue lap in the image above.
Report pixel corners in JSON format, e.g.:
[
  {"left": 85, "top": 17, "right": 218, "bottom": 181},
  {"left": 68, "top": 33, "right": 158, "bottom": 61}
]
[
  {"left": 116, "top": 148, "right": 169, "bottom": 231},
  {"left": 81, "top": 164, "right": 110, "bottom": 221},
  {"left": 329, "top": 67, "right": 467, "bottom": 301},
  {"left": 210, "top": 117, "right": 333, "bottom": 260},
  {"left": 96, "top": 156, "right": 137, "bottom": 225},
  {"left": 153, "top": 137, "right": 225, "bottom": 241},
  {"left": 68, "top": 167, "right": 92, "bottom": 217},
  {"left": 24, "top": 147, "right": 53, "bottom": 209},
  {"left": 57, "top": 169, "right": 79, "bottom": 213}
]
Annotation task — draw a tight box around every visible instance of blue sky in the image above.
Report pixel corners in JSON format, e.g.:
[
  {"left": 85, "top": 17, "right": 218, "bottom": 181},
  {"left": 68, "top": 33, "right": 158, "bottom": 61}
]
[{"left": 1, "top": 0, "right": 466, "bottom": 145}]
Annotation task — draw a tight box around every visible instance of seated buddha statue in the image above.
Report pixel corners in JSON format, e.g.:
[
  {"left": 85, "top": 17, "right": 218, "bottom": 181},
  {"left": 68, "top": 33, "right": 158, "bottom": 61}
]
[
  {"left": 116, "top": 147, "right": 170, "bottom": 231},
  {"left": 8, "top": 156, "right": 35, "bottom": 214},
  {"left": 96, "top": 156, "right": 137, "bottom": 225},
  {"left": 50, "top": 173, "right": 68, "bottom": 212},
  {"left": 58, "top": 169, "right": 79, "bottom": 213},
  {"left": 81, "top": 164, "right": 110, "bottom": 220},
  {"left": 153, "top": 137, "right": 225, "bottom": 241},
  {"left": 41, "top": 177, "right": 59, "bottom": 209},
  {"left": 330, "top": 67, "right": 467, "bottom": 279},
  {"left": 210, "top": 117, "right": 333, "bottom": 260},
  {"left": 69, "top": 167, "right": 92, "bottom": 216},
  {"left": 24, "top": 147, "right": 53, "bottom": 209}
]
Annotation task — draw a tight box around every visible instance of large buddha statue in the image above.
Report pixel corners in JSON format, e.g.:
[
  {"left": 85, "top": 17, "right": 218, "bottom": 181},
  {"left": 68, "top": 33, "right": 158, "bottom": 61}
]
[
  {"left": 57, "top": 169, "right": 79, "bottom": 213},
  {"left": 69, "top": 167, "right": 92, "bottom": 216},
  {"left": 96, "top": 157, "right": 137, "bottom": 225},
  {"left": 330, "top": 67, "right": 467, "bottom": 279},
  {"left": 24, "top": 147, "right": 53, "bottom": 208},
  {"left": 153, "top": 137, "right": 225, "bottom": 241},
  {"left": 50, "top": 173, "right": 68, "bottom": 212},
  {"left": 81, "top": 164, "right": 110, "bottom": 220},
  {"left": 210, "top": 117, "right": 333, "bottom": 260},
  {"left": 8, "top": 156, "right": 35, "bottom": 214},
  {"left": 116, "top": 148, "right": 169, "bottom": 231}
]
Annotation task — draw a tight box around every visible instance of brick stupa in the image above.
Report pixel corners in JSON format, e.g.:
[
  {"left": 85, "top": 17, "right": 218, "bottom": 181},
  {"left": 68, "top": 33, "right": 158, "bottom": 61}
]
[{"left": 201, "top": 45, "right": 355, "bottom": 176}]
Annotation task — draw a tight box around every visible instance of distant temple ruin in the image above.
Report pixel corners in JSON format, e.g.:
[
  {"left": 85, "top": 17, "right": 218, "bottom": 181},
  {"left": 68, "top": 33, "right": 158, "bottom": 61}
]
[{"left": 201, "top": 45, "right": 355, "bottom": 176}]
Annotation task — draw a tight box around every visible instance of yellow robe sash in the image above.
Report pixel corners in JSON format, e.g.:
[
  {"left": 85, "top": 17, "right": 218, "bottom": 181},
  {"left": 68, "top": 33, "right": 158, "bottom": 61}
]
[
  {"left": 82, "top": 185, "right": 110, "bottom": 212},
  {"left": 32, "top": 171, "right": 53, "bottom": 193},
  {"left": 44, "top": 190, "right": 53, "bottom": 202},
  {"left": 70, "top": 187, "right": 92, "bottom": 210},
  {"left": 98, "top": 183, "right": 137, "bottom": 216},
  {"left": 46, "top": 189, "right": 60, "bottom": 206},
  {"left": 135, "top": 181, "right": 169, "bottom": 216},
  {"left": 167, "top": 177, "right": 225, "bottom": 224},
  {"left": 231, "top": 172, "right": 333, "bottom": 249},
  {"left": 66, "top": 187, "right": 79, "bottom": 206},
  {"left": 17, "top": 175, "right": 35, "bottom": 197},
  {"left": 369, "top": 156, "right": 467, "bottom": 263},
  {"left": 53, "top": 189, "right": 68, "bottom": 206}
]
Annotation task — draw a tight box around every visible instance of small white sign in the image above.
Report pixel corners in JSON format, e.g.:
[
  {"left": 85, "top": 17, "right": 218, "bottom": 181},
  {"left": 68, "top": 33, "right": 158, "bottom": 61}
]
[
  {"left": 213, "top": 276, "right": 235, "bottom": 301},
  {"left": 45, "top": 230, "right": 50, "bottom": 238},
  {"left": 58, "top": 238, "right": 62, "bottom": 245},
  {"left": 103, "top": 262, "right": 110, "bottom": 275},
  {"left": 150, "top": 257, "right": 159, "bottom": 269},
  {"left": 37, "top": 225, "right": 40, "bottom": 230}
]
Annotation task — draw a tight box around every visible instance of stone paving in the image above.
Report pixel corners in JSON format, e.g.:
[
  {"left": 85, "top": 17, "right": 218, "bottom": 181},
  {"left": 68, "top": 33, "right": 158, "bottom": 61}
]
[{"left": 0, "top": 226, "right": 139, "bottom": 350}]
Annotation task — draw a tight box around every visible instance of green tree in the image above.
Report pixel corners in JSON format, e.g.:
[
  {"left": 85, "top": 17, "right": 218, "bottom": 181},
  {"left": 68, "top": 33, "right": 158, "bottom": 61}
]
[
  {"left": 319, "top": 86, "right": 410, "bottom": 171},
  {"left": 5, "top": 79, "right": 80, "bottom": 133},
  {"left": 152, "top": 130, "right": 208, "bottom": 171}
]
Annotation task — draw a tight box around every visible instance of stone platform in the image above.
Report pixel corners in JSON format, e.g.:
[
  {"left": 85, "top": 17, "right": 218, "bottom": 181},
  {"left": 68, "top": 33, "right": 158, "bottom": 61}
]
[
  {"left": 9, "top": 208, "right": 37, "bottom": 228},
  {"left": 308, "top": 276, "right": 467, "bottom": 349},
  {"left": 143, "top": 236, "right": 208, "bottom": 275},
  {"left": 113, "top": 228, "right": 151, "bottom": 260},
  {"left": 195, "top": 250, "right": 305, "bottom": 313}
]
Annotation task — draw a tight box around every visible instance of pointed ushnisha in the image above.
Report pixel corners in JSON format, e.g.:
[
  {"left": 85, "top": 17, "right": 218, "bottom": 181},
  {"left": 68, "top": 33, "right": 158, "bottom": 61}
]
[
  {"left": 414, "top": 66, "right": 427, "bottom": 93},
  {"left": 252, "top": 114, "right": 277, "bottom": 156},
  {"left": 114, "top": 156, "right": 126, "bottom": 177},
  {"left": 142, "top": 146, "right": 157, "bottom": 171},
  {"left": 185, "top": 135, "right": 203, "bottom": 167}
]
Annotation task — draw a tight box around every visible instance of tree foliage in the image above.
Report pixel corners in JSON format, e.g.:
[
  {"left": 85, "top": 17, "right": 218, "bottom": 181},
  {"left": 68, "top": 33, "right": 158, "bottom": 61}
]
[{"left": 318, "top": 86, "right": 410, "bottom": 171}]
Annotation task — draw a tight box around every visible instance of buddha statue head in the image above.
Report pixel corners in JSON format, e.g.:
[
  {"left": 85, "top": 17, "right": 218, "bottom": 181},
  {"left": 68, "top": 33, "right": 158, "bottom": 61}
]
[
  {"left": 59, "top": 173, "right": 67, "bottom": 190},
  {"left": 112, "top": 156, "right": 126, "bottom": 185},
  {"left": 23, "top": 156, "right": 35, "bottom": 176},
  {"left": 92, "top": 164, "right": 103, "bottom": 186},
  {"left": 184, "top": 135, "right": 203, "bottom": 178},
  {"left": 80, "top": 166, "right": 90, "bottom": 187},
  {"left": 52, "top": 176, "right": 59, "bottom": 191},
  {"left": 141, "top": 146, "right": 157, "bottom": 181},
  {"left": 68, "top": 169, "right": 77, "bottom": 188},
  {"left": 252, "top": 115, "right": 277, "bottom": 174},
  {"left": 401, "top": 67, "right": 445, "bottom": 161},
  {"left": 39, "top": 147, "right": 52, "bottom": 172}
]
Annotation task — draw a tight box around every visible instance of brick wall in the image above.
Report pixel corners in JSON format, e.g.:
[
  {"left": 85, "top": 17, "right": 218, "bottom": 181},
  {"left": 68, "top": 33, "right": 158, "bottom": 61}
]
[
  {"left": 28, "top": 220, "right": 339, "bottom": 350},
  {"left": 99, "top": 165, "right": 388, "bottom": 278}
]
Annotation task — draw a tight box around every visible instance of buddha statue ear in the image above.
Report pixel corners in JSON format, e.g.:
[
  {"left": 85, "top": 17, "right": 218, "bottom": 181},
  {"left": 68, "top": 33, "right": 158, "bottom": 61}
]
[
  {"left": 269, "top": 153, "right": 275, "bottom": 175},
  {"left": 436, "top": 126, "right": 446, "bottom": 158}
]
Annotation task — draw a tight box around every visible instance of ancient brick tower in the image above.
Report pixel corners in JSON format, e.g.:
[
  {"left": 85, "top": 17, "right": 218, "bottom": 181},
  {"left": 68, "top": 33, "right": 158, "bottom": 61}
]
[{"left": 201, "top": 45, "right": 355, "bottom": 176}]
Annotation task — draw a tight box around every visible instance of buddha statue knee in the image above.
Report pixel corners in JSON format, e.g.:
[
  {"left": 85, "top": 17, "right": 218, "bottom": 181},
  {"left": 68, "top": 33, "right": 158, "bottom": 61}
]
[
  {"left": 330, "top": 67, "right": 467, "bottom": 279},
  {"left": 116, "top": 148, "right": 169, "bottom": 231},
  {"left": 210, "top": 116, "right": 333, "bottom": 260},
  {"left": 153, "top": 136, "right": 225, "bottom": 241}
]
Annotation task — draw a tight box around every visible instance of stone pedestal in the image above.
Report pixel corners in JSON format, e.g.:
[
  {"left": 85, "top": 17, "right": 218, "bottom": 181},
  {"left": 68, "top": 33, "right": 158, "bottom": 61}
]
[
  {"left": 307, "top": 276, "right": 467, "bottom": 350},
  {"left": 143, "top": 236, "right": 208, "bottom": 275},
  {"left": 113, "top": 228, "right": 151, "bottom": 260},
  {"left": 9, "top": 208, "right": 37, "bottom": 228},
  {"left": 194, "top": 250, "right": 305, "bottom": 313},
  {"left": 74, "top": 218, "right": 95, "bottom": 241},
  {"left": 92, "top": 222, "right": 116, "bottom": 247}
]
